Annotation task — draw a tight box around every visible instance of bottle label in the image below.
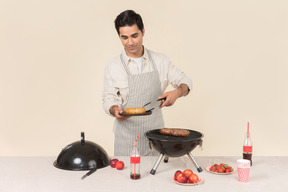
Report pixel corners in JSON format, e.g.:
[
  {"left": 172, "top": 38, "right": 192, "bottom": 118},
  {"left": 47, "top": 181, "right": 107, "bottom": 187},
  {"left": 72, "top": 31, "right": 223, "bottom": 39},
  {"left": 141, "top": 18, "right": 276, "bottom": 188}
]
[
  {"left": 130, "top": 156, "right": 140, "bottom": 164},
  {"left": 243, "top": 146, "right": 252, "bottom": 153}
]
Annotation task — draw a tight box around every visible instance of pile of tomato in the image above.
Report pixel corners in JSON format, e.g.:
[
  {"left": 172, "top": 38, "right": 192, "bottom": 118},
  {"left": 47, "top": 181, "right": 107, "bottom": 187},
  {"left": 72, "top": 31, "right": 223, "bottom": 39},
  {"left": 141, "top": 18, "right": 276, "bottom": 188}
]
[{"left": 209, "top": 163, "right": 234, "bottom": 173}]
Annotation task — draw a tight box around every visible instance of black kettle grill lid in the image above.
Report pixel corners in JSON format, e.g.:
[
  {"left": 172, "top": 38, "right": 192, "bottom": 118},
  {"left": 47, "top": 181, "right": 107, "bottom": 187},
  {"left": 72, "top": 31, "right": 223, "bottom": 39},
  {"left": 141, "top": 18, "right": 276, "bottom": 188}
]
[{"left": 54, "top": 132, "right": 110, "bottom": 171}]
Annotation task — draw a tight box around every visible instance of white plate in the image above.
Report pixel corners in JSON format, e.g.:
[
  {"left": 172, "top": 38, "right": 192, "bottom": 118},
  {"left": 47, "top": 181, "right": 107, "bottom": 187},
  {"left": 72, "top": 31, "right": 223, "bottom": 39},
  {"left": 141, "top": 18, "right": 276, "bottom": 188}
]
[
  {"left": 205, "top": 166, "right": 235, "bottom": 175},
  {"left": 173, "top": 176, "right": 204, "bottom": 186}
]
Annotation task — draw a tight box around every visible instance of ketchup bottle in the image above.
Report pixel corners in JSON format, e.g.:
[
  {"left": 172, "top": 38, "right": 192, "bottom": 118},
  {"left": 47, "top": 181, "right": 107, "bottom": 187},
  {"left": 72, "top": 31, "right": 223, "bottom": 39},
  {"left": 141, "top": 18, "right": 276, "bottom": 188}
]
[{"left": 243, "top": 122, "right": 253, "bottom": 166}]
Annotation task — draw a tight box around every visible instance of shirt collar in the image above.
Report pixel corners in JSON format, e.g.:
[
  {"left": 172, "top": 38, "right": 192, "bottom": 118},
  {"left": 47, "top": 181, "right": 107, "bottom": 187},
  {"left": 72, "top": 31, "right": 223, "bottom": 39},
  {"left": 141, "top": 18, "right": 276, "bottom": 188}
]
[{"left": 121, "top": 46, "right": 149, "bottom": 65}]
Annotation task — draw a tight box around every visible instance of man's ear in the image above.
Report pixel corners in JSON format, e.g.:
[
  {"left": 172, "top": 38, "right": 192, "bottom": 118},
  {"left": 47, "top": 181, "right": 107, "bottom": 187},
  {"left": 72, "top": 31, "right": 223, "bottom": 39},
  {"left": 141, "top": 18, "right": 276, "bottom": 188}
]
[{"left": 142, "top": 28, "right": 145, "bottom": 37}]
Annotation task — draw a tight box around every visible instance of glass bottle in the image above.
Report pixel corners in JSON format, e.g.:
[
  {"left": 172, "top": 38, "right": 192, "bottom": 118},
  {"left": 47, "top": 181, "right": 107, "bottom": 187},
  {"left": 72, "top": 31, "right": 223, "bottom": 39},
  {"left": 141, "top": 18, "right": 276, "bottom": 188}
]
[
  {"left": 130, "top": 144, "right": 141, "bottom": 179},
  {"left": 243, "top": 131, "right": 253, "bottom": 166}
]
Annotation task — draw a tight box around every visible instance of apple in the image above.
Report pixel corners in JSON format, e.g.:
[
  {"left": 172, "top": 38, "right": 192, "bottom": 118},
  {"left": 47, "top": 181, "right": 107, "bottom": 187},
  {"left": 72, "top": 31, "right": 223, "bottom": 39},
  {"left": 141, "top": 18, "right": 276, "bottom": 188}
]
[
  {"left": 115, "top": 161, "right": 124, "bottom": 170},
  {"left": 183, "top": 169, "right": 193, "bottom": 177},
  {"left": 188, "top": 173, "right": 199, "bottom": 184},
  {"left": 176, "top": 173, "right": 188, "bottom": 183},
  {"left": 110, "top": 158, "right": 119, "bottom": 168},
  {"left": 174, "top": 170, "right": 182, "bottom": 180}
]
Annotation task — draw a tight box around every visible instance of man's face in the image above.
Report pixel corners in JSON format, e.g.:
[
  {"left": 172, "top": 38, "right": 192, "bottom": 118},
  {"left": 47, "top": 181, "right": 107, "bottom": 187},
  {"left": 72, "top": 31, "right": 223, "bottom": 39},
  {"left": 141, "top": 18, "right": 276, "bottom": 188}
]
[{"left": 119, "top": 24, "right": 145, "bottom": 58}]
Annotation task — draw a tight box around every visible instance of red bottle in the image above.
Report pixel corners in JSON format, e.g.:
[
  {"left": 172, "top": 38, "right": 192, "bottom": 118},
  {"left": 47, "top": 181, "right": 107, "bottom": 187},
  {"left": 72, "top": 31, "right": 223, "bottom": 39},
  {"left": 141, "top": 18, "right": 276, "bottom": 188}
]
[{"left": 243, "top": 122, "right": 253, "bottom": 166}]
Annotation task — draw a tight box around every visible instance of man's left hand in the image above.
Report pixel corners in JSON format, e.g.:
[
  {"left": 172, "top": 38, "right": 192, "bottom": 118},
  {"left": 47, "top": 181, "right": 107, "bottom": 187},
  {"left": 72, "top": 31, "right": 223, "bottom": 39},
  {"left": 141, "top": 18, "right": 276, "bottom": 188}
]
[{"left": 158, "top": 84, "right": 190, "bottom": 108}]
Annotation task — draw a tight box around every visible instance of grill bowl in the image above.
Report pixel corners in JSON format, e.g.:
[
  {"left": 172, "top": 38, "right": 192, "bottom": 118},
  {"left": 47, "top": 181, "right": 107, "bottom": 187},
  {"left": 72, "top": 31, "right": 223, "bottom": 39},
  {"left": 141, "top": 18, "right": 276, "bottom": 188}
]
[{"left": 145, "top": 128, "right": 203, "bottom": 157}]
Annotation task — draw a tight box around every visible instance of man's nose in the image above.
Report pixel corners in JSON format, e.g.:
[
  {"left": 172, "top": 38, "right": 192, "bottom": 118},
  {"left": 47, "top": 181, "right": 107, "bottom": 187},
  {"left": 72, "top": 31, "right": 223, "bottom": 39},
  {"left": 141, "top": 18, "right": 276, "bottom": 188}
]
[{"left": 127, "top": 38, "right": 134, "bottom": 45}]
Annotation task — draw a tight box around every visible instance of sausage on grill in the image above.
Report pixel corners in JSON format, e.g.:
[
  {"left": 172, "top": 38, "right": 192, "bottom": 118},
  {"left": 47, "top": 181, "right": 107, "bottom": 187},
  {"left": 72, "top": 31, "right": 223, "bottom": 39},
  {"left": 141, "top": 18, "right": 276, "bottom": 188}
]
[{"left": 160, "top": 128, "right": 190, "bottom": 137}]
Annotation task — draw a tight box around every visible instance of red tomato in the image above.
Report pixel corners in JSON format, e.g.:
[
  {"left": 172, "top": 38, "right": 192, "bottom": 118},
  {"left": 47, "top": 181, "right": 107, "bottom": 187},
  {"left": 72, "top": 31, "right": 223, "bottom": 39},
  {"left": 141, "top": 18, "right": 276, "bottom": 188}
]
[{"left": 115, "top": 161, "right": 124, "bottom": 170}]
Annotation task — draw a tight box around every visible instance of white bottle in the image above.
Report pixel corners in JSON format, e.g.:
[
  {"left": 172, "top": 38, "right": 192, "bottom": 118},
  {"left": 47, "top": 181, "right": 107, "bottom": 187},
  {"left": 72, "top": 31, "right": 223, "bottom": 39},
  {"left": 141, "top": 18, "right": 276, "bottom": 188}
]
[{"left": 130, "top": 144, "right": 141, "bottom": 180}]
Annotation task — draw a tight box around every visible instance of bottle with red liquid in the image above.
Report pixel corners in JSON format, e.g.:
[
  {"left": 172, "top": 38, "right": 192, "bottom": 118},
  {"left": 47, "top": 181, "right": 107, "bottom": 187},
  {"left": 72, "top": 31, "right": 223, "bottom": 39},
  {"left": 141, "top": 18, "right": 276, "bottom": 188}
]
[
  {"left": 243, "top": 122, "right": 253, "bottom": 166},
  {"left": 130, "top": 143, "right": 141, "bottom": 180}
]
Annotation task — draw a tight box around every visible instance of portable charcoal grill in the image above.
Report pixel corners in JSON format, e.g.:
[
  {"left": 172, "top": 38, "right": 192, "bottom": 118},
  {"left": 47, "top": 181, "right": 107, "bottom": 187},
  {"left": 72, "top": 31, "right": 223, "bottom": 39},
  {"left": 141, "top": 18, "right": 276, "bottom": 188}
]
[{"left": 145, "top": 128, "right": 203, "bottom": 175}]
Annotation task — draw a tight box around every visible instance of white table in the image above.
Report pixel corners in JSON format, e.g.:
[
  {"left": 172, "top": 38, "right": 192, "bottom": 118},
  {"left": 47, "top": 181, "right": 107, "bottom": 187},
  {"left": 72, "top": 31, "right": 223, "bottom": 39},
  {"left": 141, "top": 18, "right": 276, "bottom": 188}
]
[{"left": 0, "top": 156, "right": 287, "bottom": 192}]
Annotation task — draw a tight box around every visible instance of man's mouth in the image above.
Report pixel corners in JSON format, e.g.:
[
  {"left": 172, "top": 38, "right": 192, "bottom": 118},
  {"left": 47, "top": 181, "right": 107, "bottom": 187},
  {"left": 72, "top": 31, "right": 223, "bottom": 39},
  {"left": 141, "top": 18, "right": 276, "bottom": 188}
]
[{"left": 128, "top": 46, "right": 136, "bottom": 50}]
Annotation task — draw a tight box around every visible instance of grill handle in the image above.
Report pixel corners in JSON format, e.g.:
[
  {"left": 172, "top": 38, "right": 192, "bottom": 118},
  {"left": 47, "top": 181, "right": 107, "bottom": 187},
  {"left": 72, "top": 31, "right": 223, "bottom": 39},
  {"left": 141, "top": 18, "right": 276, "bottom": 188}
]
[{"left": 198, "top": 139, "right": 204, "bottom": 151}]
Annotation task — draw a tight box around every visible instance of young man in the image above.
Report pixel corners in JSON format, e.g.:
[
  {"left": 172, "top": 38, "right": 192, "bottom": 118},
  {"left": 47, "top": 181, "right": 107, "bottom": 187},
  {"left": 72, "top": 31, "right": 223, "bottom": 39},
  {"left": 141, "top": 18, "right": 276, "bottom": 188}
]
[{"left": 102, "top": 10, "right": 192, "bottom": 156}]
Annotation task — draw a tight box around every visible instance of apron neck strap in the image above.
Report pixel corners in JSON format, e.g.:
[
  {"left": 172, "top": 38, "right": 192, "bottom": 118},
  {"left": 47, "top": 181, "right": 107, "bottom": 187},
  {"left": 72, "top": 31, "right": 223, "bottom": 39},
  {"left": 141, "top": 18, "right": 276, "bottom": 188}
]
[
  {"left": 120, "top": 53, "right": 132, "bottom": 75},
  {"left": 147, "top": 50, "right": 157, "bottom": 72},
  {"left": 120, "top": 50, "right": 157, "bottom": 75}
]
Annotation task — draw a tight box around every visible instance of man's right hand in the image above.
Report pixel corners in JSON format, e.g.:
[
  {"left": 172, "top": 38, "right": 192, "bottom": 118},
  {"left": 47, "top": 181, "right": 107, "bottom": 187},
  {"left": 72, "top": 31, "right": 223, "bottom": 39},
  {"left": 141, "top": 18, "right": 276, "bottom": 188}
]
[{"left": 109, "top": 105, "right": 131, "bottom": 121}]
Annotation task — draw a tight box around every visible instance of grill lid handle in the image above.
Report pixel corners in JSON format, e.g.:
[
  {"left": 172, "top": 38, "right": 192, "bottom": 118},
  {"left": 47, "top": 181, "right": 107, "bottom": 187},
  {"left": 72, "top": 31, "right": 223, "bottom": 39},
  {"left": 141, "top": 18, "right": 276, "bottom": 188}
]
[{"left": 81, "top": 132, "right": 85, "bottom": 144}]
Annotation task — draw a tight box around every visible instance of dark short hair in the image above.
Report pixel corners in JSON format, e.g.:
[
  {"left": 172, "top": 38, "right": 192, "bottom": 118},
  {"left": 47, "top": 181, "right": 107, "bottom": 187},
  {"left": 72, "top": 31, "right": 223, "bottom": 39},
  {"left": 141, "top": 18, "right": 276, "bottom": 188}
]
[{"left": 114, "top": 10, "right": 144, "bottom": 35}]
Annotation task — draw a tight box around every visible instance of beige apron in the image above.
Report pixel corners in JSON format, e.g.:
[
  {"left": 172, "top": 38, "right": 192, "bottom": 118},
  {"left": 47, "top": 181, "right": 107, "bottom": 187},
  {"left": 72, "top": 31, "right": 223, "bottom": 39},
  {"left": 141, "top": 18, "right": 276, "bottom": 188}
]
[{"left": 114, "top": 50, "right": 165, "bottom": 156}]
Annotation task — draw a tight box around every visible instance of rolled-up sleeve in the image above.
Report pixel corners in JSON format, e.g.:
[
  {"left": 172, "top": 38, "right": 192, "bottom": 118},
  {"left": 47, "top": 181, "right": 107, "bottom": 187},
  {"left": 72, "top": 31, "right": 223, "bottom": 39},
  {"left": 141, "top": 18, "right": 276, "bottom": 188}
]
[
  {"left": 167, "top": 59, "right": 193, "bottom": 94},
  {"left": 153, "top": 52, "right": 193, "bottom": 95}
]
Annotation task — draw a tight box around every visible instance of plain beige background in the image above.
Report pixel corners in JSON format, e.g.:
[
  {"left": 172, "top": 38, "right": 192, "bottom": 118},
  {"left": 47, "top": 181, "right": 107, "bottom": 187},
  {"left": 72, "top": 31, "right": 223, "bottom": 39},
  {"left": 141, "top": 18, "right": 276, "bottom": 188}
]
[{"left": 1, "top": 0, "right": 287, "bottom": 157}]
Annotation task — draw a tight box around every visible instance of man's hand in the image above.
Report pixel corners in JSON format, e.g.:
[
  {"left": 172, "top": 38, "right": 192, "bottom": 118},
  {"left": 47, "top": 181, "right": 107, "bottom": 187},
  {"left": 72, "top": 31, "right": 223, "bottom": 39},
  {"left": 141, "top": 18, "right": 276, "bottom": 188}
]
[
  {"left": 159, "top": 84, "right": 190, "bottom": 108},
  {"left": 109, "top": 105, "right": 131, "bottom": 121}
]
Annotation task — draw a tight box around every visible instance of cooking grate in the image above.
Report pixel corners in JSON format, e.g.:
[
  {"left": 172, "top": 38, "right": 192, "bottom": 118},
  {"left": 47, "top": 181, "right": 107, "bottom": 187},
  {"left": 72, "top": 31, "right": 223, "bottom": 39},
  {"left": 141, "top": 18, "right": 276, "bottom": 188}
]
[{"left": 146, "top": 129, "right": 203, "bottom": 141}]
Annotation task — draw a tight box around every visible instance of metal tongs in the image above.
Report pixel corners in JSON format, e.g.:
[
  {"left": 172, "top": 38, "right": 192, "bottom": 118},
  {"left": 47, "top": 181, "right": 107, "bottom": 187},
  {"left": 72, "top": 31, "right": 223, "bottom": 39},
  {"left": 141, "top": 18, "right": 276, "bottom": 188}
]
[{"left": 143, "top": 97, "right": 166, "bottom": 112}]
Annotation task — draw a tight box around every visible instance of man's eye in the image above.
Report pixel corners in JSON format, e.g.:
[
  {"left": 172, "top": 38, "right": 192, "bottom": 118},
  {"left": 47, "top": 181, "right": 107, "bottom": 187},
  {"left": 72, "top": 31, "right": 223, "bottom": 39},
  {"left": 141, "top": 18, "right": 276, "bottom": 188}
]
[{"left": 132, "top": 35, "right": 138, "bottom": 38}]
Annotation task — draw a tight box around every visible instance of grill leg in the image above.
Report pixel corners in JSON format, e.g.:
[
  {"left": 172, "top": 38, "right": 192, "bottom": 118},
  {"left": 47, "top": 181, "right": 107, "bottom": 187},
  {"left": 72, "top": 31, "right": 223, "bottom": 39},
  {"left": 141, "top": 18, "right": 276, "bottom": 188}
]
[
  {"left": 150, "top": 153, "right": 164, "bottom": 175},
  {"left": 164, "top": 156, "right": 169, "bottom": 163},
  {"left": 187, "top": 152, "right": 203, "bottom": 172}
]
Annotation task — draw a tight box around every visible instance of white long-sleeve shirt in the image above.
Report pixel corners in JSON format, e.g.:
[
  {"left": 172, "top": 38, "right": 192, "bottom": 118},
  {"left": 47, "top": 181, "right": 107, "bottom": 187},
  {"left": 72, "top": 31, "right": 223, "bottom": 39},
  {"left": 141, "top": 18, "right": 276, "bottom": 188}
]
[{"left": 102, "top": 47, "right": 193, "bottom": 116}]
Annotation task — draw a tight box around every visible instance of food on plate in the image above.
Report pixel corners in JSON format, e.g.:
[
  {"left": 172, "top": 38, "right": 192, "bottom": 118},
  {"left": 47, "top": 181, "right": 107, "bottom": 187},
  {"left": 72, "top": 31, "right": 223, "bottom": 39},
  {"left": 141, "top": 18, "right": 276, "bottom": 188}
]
[
  {"left": 110, "top": 158, "right": 119, "bottom": 168},
  {"left": 124, "top": 107, "right": 146, "bottom": 114},
  {"left": 209, "top": 163, "right": 234, "bottom": 173},
  {"left": 174, "top": 170, "right": 182, "bottom": 180},
  {"left": 115, "top": 161, "right": 124, "bottom": 170},
  {"left": 174, "top": 169, "right": 200, "bottom": 184},
  {"left": 183, "top": 169, "right": 193, "bottom": 177},
  {"left": 176, "top": 173, "right": 188, "bottom": 183},
  {"left": 188, "top": 174, "right": 199, "bottom": 183},
  {"left": 160, "top": 128, "right": 190, "bottom": 137}
]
